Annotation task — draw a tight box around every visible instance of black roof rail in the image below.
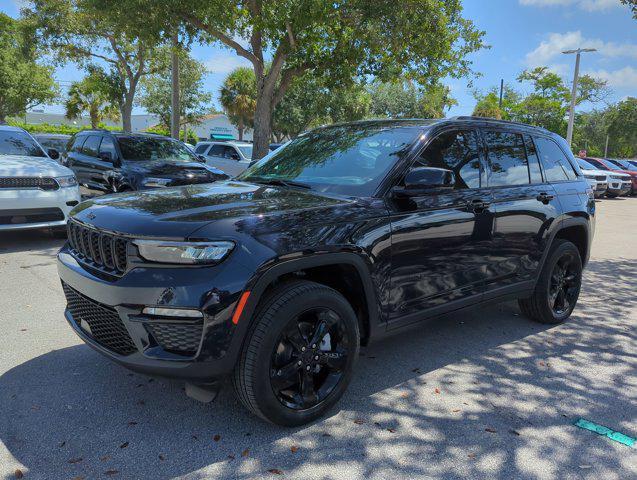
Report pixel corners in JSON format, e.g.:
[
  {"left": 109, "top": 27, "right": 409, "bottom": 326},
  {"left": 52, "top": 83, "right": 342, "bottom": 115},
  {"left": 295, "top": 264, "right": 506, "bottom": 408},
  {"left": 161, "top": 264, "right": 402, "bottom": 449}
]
[{"left": 447, "top": 116, "right": 549, "bottom": 132}]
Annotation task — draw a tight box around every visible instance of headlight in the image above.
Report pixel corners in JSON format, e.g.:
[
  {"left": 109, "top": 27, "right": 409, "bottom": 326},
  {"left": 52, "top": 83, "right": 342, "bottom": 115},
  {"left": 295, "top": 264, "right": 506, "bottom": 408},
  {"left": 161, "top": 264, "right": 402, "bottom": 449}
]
[
  {"left": 583, "top": 174, "right": 596, "bottom": 180},
  {"left": 56, "top": 175, "right": 78, "bottom": 188},
  {"left": 134, "top": 240, "right": 235, "bottom": 264},
  {"left": 142, "top": 177, "right": 172, "bottom": 187}
]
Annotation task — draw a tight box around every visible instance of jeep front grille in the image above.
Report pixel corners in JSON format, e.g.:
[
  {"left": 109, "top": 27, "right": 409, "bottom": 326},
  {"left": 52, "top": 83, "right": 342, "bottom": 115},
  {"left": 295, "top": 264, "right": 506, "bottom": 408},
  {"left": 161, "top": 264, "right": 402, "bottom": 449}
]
[
  {"left": 67, "top": 220, "right": 129, "bottom": 275},
  {"left": 0, "top": 177, "right": 58, "bottom": 190}
]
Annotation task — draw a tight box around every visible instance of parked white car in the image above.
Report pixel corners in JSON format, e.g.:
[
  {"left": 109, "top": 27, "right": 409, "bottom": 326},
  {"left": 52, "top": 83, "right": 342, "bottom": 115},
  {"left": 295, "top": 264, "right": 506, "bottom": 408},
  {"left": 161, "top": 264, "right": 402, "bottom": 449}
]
[
  {"left": 576, "top": 158, "right": 608, "bottom": 198},
  {"left": 193, "top": 140, "right": 253, "bottom": 176},
  {"left": 0, "top": 126, "right": 80, "bottom": 233}
]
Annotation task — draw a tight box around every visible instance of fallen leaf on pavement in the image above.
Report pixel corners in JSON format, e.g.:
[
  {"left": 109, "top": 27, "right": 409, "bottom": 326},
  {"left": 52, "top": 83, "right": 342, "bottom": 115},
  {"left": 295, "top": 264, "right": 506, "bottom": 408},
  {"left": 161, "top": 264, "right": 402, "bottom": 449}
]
[
  {"left": 509, "top": 429, "right": 520, "bottom": 436},
  {"left": 159, "top": 454, "right": 165, "bottom": 461},
  {"left": 59, "top": 441, "right": 66, "bottom": 447},
  {"left": 127, "top": 421, "right": 137, "bottom": 426},
  {"left": 227, "top": 455, "right": 235, "bottom": 460},
  {"left": 400, "top": 392, "right": 410, "bottom": 398},
  {"left": 434, "top": 388, "right": 440, "bottom": 394},
  {"left": 387, "top": 428, "right": 396, "bottom": 433},
  {"left": 213, "top": 434, "right": 221, "bottom": 442},
  {"left": 68, "top": 457, "right": 83, "bottom": 464},
  {"left": 468, "top": 453, "right": 476, "bottom": 459},
  {"left": 242, "top": 449, "right": 249, "bottom": 457},
  {"left": 104, "top": 469, "right": 119, "bottom": 476},
  {"left": 100, "top": 455, "right": 111, "bottom": 462},
  {"left": 353, "top": 419, "right": 365, "bottom": 424},
  {"left": 290, "top": 446, "right": 299, "bottom": 453},
  {"left": 452, "top": 409, "right": 461, "bottom": 412},
  {"left": 268, "top": 469, "right": 284, "bottom": 475},
  {"left": 14, "top": 469, "right": 24, "bottom": 479},
  {"left": 119, "top": 442, "right": 129, "bottom": 449},
  {"left": 485, "top": 428, "right": 497, "bottom": 433}
]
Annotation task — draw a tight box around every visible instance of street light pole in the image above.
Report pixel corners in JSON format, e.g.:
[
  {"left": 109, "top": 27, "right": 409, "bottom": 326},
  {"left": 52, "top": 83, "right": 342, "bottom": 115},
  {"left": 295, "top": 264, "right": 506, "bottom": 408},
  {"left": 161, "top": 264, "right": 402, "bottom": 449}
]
[{"left": 563, "top": 48, "right": 597, "bottom": 147}]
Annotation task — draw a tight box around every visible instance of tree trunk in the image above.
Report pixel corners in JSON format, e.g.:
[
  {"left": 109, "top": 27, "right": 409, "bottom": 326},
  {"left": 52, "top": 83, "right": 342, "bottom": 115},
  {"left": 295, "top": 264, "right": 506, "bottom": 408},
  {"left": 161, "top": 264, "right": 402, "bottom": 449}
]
[
  {"left": 238, "top": 118, "right": 244, "bottom": 141},
  {"left": 121, "top": 100, "right": 133, "bottom": 132},
  {"left": 252, "top": 93, "right": 274, "bottom": 160},
  {"left": 170, "top": 31, "right": 180, "bottom": 139},
  {"left": 90, "top": 104, "right": 99, "bottom": 129},
  {"left": 0, "top": 113, "right": 6, "bottom": 124}
]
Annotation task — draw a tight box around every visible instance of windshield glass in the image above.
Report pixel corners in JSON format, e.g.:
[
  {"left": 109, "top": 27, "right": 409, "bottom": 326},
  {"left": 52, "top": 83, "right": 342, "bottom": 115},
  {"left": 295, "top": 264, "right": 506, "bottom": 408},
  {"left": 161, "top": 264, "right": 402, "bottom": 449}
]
[
  {"left": 583, "top": 158, "right": 610, "bottom": 171},
  {"left": 0, "top": 131, "right": 46, "bottom": 157},
  {"left": 605, "top": 159, "right": 626, "bottom": 169},
  {"left": 35, "top": 137, "right": 69, "bottom": 153},
  {"left": 578, "top": 159, "right": 600, "bottom": 171},
  {"left": 117, "top": 136, "right": 195, "bottom": 162},
  {"left": 237, "top": 145, "right": 253, "bottom": 159},
  {"left": 237, "top": 124, "right": 420, "bottom": 196}
]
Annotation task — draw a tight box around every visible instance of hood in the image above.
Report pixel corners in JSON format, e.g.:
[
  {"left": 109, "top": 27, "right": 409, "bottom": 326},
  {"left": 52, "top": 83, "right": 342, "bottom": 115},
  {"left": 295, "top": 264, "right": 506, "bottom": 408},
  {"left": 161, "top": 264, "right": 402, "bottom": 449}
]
[
  {"left": 0, "top": 154, "right": 73, "bottom": 177},
  {"left": 123, "top": 159, "right": 226, "bottom": 178},
  {"left": 579, "top": 168, "right": 608, "bottom": 176},
  {"left": 70, "top": 180, "right": 356, "bottom": 239},
  {"left": 607, "top": 170, "right": 632, "bottom": 178}
]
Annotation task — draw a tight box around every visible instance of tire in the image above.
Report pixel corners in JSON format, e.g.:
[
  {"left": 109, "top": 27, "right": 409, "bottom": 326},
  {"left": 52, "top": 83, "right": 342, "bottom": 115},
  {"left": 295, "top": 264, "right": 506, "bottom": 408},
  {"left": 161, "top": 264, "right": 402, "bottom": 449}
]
[
  {"left": 518, "top": 239, "right": 582, "bottom": 324},
  {"left": 233, "top": 280, "right": 360, "bottom": 426}
]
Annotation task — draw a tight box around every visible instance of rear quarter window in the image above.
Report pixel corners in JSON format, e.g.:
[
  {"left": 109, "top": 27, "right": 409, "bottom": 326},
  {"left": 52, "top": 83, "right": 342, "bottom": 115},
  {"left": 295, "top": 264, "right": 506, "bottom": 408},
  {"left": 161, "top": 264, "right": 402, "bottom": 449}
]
[{"left": 534, "top": 137, "right": 575, "bottom": 182}]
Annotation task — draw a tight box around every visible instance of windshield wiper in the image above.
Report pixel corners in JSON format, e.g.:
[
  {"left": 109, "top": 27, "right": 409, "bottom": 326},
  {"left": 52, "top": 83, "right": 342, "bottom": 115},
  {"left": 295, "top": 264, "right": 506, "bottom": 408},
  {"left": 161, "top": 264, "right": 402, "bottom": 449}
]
[{"left": 247, "top": 177, "right": 312, "bottom": 190}]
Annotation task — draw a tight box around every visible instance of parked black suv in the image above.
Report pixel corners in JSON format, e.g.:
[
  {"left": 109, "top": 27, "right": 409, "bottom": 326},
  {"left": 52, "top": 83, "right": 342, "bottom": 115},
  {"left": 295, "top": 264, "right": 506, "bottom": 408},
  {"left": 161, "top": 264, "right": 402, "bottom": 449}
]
[
  {"left": 57, "top": 118, "right": 594, "bottom": 426},
  {"left": 65, "top": 130, "right": 228, "bottom": 196}
]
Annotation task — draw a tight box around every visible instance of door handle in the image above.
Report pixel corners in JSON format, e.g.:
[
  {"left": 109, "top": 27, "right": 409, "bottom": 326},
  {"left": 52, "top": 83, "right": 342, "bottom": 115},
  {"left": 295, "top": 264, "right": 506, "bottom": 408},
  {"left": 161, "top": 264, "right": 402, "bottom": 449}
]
[
  {"left": 467, "top": 198, "right": 491, "bottom": 212},
  {"left": 536, "top": 192, "right": 554, "bottom": 204}
]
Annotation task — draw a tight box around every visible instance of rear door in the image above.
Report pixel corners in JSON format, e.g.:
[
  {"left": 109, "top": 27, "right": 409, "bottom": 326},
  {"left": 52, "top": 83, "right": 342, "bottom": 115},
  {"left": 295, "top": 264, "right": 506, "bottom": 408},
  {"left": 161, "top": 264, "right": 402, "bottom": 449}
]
[
  {"left": 483, "top": 129, "right": 560, "bottom": 294},
  {"left": 204, "top": 144, "right": 245, "bottom": 176},
  {"left": 388, "top": 128, "right": 495, "bottom": 326}
]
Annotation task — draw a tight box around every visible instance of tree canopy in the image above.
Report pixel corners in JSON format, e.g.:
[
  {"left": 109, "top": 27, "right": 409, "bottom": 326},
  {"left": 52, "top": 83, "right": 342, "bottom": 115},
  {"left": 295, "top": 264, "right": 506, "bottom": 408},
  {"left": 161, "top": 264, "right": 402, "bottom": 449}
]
[
  {"left": 0, "top": 13, "right": 58, "bottom": 122},
  {"left": 26, "top": 0, "right": 167, "bottom": 131},
  {"left": 65, "top": 67, "right": 120, "bottom": 128},
  {"left": 368, "top": 80, "right": 457, "bottom": 119},
  {"left": 219, "top": 67, "right": 258, "bottom": 141},
  {"left": 81, "top": 0, "right": 486, "bottom": 159},
  {"left": 140, "top": 47, "right": 211, "bottom": 131}
]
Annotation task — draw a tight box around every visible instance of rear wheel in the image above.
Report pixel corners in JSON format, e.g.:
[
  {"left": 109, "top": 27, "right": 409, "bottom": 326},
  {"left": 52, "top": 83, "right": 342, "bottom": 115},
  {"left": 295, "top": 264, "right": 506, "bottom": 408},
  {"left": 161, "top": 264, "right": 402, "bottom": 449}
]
[
  {"left": 233, "top": 281, "right": 359, "bottom": 426},
  {"left": 518, "top": 239, "right": 582, "bottom": 324}
]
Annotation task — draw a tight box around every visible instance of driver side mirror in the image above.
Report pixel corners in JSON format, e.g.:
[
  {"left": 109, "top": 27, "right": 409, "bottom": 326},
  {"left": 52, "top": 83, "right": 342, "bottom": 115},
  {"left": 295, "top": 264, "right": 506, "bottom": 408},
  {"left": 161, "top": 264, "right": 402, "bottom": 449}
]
[
  {"left": 197, "top": 154, "right": 206, "bottom": 163},
  {"left": 392, "top": 167, "right": 455, "bottom": 197},
  {"left": 47, "top": 148, "right": 59, "bottom": 160}
]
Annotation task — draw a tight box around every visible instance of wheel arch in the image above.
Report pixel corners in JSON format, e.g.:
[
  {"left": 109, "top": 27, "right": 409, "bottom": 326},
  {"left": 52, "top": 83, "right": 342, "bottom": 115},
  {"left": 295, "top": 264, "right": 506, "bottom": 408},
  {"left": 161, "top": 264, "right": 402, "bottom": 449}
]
[{"left": 240, "top": 253, "right": 381, "bottom": 346}]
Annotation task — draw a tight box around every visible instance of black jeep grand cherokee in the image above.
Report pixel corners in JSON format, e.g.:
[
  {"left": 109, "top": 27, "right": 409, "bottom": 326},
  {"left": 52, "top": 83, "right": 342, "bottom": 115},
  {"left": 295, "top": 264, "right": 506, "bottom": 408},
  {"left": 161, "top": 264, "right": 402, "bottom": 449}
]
[{"left": 58, "top": 118, "right": 594, "bottom": 426}]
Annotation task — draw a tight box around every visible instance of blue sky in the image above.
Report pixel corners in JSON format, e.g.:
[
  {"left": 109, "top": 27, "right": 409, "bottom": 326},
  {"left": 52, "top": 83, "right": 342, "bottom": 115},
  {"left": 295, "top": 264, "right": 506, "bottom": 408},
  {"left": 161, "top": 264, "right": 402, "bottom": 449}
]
[{"left": 3, "top": 0, "right": 636, "bottom": 117}]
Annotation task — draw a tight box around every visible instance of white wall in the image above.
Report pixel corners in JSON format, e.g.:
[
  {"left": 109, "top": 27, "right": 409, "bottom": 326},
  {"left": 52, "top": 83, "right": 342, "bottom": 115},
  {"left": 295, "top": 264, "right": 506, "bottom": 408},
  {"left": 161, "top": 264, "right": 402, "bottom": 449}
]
[{"left": 190, "top": 114, "right": 253, "bottom": 141}]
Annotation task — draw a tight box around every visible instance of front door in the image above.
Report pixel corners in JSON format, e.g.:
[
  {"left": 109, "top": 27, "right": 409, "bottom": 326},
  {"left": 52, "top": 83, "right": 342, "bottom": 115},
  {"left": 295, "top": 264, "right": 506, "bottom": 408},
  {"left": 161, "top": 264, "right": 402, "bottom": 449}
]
[{"left": 388, "top": 128, "right": 495, "bottom": 327}]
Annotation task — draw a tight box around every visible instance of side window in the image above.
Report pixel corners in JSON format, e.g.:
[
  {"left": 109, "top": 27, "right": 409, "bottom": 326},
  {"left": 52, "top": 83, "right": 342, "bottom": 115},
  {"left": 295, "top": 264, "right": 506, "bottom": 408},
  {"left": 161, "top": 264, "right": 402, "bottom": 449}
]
[
  {"left": 524, "top": 136, "right": 544, "bottom": 184},
  {"left": 69, "top": 136, "right": 86, "bottom": 153},
  {"left": 225, "top": 146, "right": 240, "bottom": 160},
  {"left": 413, "top": 129, "right": 482, "bottom": 189},
  {"left": 81, "top": 135, "right": 102, "bottom": 157},
  {"left": 485, "top": 130, "right": 529, "bottom": 187},
  {"left": 99, "top": 136, "right": 118, "bottom": 160},
  {"left": 208, "top": 145, "right": 225, "bottom": 156},
  {"left": 195, "top": 144, "right": 209, "bottom": 154},
  {"left": 534, "top": 137, "right": 572, "bottom": 182}
]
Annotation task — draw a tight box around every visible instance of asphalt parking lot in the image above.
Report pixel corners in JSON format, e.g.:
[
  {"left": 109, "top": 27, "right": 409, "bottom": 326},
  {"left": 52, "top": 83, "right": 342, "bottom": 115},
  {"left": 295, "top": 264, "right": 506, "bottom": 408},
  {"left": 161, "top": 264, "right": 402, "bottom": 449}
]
[{"left": 1, "top": 198, "right": 635, "bottom": 480}]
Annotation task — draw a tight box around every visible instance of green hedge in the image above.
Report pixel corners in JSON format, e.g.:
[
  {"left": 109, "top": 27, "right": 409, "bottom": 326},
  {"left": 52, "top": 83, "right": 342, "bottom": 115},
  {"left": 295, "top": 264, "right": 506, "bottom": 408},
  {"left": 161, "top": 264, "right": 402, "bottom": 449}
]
[{"left": 7, "top": 121, "right": 119, "bottom": 135}]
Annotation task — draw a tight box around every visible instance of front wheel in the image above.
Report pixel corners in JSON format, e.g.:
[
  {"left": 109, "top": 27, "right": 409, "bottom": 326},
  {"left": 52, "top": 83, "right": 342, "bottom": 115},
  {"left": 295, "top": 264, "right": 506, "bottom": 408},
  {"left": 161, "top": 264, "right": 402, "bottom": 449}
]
[
  {"left": 233, "top": 281, "right": 359, "bottom": 426},
  {"left": 518, "top": 239, "right": 582, "bottom": 324}
]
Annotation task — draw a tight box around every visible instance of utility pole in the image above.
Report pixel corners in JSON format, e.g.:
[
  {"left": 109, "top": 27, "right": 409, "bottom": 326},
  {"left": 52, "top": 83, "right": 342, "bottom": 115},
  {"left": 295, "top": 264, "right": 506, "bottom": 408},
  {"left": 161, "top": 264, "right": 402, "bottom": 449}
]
[
  {"left": 170, "top": 31, "right": 180, "bottom": 140},
  {"left": 604, "top": 134, "right": 609, "bottom": 157},
  {"left": 562, "top": 48, "right": 597, "bottom": 147},
  {"left": 498, "top": 79, "right": 504, "bottom": 109}
]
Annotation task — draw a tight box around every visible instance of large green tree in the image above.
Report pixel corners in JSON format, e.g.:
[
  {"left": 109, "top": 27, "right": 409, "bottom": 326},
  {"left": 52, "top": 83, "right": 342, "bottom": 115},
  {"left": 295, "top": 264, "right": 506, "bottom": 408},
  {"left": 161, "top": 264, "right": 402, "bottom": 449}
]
[
  {"left": 0, "top": 13, "right": 58, "bottom": 123},
  {"left": 26, "top": 0, "right": 166, "bottom": 132},
  {"left": 83, "top": 0, "right": 486, "bottom": 159},
  {"left": 605, "top": 97, "right": 637, "bottom": 158},
  {"left": 621, "top": 0, "right": 637, "bottom": 19},
  {"left": 65, "top": 67, "right": 120, "bottom": 128},
  {"left": 140, "top": 47, "right": 211, "bottom": 131},
  {"left": 369, "top": 80, "right": 457, "bottom": 119},
  {"left": 219, "top": 67, "right": 257, "bottom": 141}
]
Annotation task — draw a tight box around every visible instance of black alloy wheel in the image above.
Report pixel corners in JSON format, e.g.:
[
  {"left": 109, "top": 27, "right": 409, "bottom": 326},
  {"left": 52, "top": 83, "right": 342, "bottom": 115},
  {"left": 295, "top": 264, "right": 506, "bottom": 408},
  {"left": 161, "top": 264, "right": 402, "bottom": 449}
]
[
  {"left": 548, "top": 252, "right": 580, "bottom": 316},
  {"left": 270, "top": 307, "right": 350, "bottom": 410},
  {"left": 233, "top": 280, "right": 360, "bottom": 426}
]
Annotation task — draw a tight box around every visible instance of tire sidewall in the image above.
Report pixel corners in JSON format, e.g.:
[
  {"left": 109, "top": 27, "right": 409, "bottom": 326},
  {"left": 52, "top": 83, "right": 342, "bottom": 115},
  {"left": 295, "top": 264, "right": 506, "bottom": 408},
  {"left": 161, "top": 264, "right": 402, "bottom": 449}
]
[
  {"left": 248, "top": 285, "right": 360, "bottom": 426},
  {"left": 538, "top": 241, "right": 583, "bottom": 322}
]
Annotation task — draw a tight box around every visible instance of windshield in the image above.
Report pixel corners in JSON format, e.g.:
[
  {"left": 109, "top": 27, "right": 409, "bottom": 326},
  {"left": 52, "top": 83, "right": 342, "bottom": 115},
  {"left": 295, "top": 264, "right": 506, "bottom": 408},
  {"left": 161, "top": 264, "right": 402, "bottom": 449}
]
[
  {"left": 610, "top": 159, "right": 636, "bottom": 171},
  {"left": 578, "top": 159, "right": 601, "bottom": 171},
  {"left": 237, "top": 124, "right": 420, "bottom": 196},
  {"left": 583, "top": 158, "right": 610, "bottom": 171},
  {"left": 0, "top": 131, "right": 46, "bottom": 157},
  {"left": 237, "top": 145, "right": 253, "bottom": 159},
  {"left": 35, "top": 137, "right": 69, "bottom": 153},
  {"left": 117, "top": 136, "right": 195, "bottom": 162}
]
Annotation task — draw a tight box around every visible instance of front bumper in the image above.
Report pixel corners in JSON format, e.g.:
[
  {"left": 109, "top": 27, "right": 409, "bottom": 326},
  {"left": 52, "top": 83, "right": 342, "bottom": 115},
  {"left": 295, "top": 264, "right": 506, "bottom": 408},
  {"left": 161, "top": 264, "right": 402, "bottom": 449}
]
[
  {"left": 0, "top": 186, "right": 80, "bottom": 231},
  {"left": 57, "top": 245, "right": 254, "bottom": 382}
]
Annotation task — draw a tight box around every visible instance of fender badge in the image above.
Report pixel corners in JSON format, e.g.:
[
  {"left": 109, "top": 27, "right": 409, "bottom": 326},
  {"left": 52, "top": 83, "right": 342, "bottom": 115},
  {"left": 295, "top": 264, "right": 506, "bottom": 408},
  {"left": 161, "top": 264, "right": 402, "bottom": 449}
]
[{"left": 87, "top": 212, "right": 96, "bottom": 220}]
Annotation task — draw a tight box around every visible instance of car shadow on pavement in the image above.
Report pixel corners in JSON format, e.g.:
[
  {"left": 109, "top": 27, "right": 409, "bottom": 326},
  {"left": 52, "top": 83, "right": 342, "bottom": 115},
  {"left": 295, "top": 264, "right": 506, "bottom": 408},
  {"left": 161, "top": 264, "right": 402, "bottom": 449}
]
[
  {"left": 0, "top": 230, "right": 65, "bottom": 256},
  {"left": 1, "top": 258, "right": 635, "bottom": 479}
]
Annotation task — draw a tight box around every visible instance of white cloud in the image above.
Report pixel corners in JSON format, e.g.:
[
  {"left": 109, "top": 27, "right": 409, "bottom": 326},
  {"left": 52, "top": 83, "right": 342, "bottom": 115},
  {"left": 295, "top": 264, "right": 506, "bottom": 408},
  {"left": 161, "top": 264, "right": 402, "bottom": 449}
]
[
  {"left": 203, "top": 53, "right": 252, "bottom": 74},
  {"left": 525, "top": 31, "right": 637, "bottom": 67},
  {"left": 519, "top": 0, "right": 622, "bottom": 12},
  {"left": 583, "top": 66, "right": 637, "bottom": 88}
]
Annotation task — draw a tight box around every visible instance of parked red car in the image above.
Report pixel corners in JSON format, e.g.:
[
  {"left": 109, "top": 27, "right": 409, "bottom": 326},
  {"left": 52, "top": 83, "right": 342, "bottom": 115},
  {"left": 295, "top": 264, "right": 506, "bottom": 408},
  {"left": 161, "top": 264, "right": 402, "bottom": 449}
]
[{"left": 584, "top": 157, "right": 635, "bottom": 196}]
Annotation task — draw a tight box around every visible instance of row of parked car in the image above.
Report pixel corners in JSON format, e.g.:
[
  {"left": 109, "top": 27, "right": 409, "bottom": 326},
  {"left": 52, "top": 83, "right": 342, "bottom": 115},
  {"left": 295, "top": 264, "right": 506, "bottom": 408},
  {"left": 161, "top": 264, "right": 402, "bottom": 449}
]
[{"left": 1, "top": 123, "right": 636, "bottom": 235}]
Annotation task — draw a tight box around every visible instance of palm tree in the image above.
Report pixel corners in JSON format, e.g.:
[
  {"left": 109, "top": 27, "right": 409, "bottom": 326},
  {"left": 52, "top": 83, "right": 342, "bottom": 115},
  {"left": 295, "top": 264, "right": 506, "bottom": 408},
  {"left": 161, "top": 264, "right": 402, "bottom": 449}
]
[
  {"left": 219, "top": 67, "right": 256, "bottom": 141},
  {"left": 65, "top": 69, "right": 119, "bottom": 128}
]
